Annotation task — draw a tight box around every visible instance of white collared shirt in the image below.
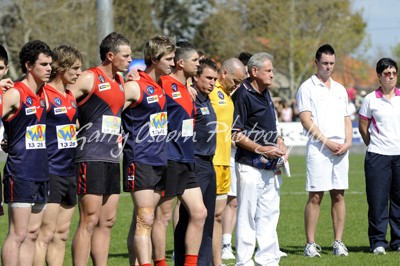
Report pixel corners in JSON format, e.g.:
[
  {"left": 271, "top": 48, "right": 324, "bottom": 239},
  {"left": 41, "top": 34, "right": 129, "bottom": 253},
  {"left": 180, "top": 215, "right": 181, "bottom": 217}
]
[
  {"left": 359, "top": 88, "right": 400, "bottom": 155},
  {"left": 296, "top": 75, "right": 349, "bottom": 140}
]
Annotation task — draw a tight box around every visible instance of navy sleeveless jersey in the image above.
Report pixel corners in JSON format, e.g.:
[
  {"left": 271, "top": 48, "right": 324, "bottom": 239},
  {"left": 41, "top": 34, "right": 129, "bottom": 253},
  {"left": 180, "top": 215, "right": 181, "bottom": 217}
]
[
  {"left": 75, "top": 67, "right": 125, "bottom": 163},
  {"left": 2, "top": 82, "right": 48, "bottom": 181},
  {"left": 122, "top": 71, "right": 168, "bottom": 166},
  {"left": 44, "top": 85, "right": 78, "bottom": 176},
  {"left": 161, "top": 75, "right": 195, "bottom": 163}
]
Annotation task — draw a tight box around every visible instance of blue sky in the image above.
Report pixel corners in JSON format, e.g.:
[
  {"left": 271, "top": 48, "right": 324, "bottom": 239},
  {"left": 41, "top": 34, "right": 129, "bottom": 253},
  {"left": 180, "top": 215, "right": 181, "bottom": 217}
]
[{"left": 352, "top": 0, "right": 400, "bottom": 60}]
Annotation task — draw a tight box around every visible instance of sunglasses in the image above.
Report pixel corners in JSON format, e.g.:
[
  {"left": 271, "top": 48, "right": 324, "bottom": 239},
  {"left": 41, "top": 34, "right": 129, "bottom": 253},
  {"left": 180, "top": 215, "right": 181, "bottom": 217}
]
[{"left": 382, "top": 71, "right": 398, "bottom": 77}]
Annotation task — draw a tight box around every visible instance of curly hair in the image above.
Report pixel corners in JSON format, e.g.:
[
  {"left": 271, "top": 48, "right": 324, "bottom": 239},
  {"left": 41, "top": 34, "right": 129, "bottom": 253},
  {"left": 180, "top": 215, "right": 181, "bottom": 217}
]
[{"left": 19, "top": 40, "right": 53, "bottom": 73}]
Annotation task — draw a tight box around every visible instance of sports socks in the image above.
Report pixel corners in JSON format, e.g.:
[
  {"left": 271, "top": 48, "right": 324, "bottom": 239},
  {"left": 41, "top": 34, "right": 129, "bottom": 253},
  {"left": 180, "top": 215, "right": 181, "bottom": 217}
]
[{"left": 184, "top": 254, "right": 198, "bottom": 266}]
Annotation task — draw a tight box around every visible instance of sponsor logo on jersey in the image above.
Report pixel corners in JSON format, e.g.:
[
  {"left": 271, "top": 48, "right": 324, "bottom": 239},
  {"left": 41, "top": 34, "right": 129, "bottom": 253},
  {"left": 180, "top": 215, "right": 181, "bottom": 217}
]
[
  {"left": 25, "top": 106, "right": 37, "bottom": 115},
  {"left": 54, "top": 106, "right": 68, "bottom": 115},
  {"left": 147, "top": 95, "right": 159, "bottom": 104},
  {"left": 57, "top": 124, "right": 77, "bottom": 141},
  {"left": 150, "top": 112, "right": 168, "bottom": 129},
  {"left": 26, "top": 125, "right": 46, "bottom": 141},
  {"left": 98, "top": 82, "right": 111, "bottom": 91}
]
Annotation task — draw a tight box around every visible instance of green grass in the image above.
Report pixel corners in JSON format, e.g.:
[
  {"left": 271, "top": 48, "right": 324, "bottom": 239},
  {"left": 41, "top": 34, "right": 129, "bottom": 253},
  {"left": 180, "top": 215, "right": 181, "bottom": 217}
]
[{"left": 1, "top": 154, "right": 399, "bottom": 265}]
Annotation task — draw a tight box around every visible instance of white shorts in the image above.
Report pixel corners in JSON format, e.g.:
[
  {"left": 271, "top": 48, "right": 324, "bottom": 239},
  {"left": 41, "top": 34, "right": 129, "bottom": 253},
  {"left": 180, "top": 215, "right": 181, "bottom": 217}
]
[
  {"left": 228, "top": 148, "right": 237, "bottom": 197},
  {"left": 306, "top": 141, "right": 349, "bottom": 192}
]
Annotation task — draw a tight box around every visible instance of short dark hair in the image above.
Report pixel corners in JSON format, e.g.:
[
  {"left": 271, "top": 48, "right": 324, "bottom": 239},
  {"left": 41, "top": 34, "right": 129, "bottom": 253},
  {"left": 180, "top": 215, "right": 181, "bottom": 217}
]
[
  {"left": 376, "top": 57, "right": 398, "bottom": 75},
  {"left": 197, "top": 58, "right": 218, "bottom": 76},
  {"left": 174, "top": 40, "right": 197, "bottom": 63},
  {"left": 99, "top": 32, "right": 130, "bottom": 61},
  {"left": 19, "top": 40, "right": 53, "bottom": 73},
  {"left": 0, "top": 44, "right": 9, "bottom": 65},
  {"left": 315, "top": 44, "right": 335, "bottom": 61},
  {"left": 237, "top": 52, "right": 253, "bottom": 66}
]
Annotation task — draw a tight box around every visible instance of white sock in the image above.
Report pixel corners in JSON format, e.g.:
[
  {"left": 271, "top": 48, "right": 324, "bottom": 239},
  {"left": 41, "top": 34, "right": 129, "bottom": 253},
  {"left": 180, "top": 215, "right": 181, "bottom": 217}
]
[{"left": 222, "top": 234, "right": 232, "bottom": 245}]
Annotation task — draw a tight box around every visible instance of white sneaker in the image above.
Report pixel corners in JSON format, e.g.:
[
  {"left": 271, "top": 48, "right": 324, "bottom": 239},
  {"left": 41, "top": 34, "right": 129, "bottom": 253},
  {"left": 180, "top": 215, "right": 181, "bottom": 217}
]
[
  {"left": 279, "top": 250, "right": 288, "bottom": 258},
  {"left": 332, "top": 240, "right": 349, "bottom": 256},
  {"left": 304, "top": 242, "right": 321, "bottom": 257},
  {"left": 222, "top": 243, "right": 235, "bottom": 260},
  {"left": 373, "top": 246, "right": 386, "bottom": 255}
]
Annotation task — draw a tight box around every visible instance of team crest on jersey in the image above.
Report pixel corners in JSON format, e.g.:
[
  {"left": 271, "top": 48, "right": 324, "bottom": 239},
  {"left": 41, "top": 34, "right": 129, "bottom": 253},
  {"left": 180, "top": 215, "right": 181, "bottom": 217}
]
[
  {"left": 54, "top": 97, "right": 62, "bottom": 106},
  {"left": 147, "top": 86, "right": 155, "bottom": 94},
  {"left": 119, "top": 84, "right": 124, "bottom": 92},
  {"left": 98, "top": 75, "right": 105, "bottom": 83},
  {"left": 26, "top": 96, "right": 33, "bottom": 106},
  {"left": 171, "top": 83, "right": 178, "bottom": 92},
  {"left": 71, "top": 100, "right": 77, "bottom": 108},
  {"left": 217, "top": 91, "right": 224, "bottom": 99},
  {"left": 98, "top": 82, "right": 111, "bottom": 91},
  {"left": 40, "top": 99, "right": 46, "bottom": 108},
  {"left": 0, "top": 95, "right": 2, "bottom": 105}
]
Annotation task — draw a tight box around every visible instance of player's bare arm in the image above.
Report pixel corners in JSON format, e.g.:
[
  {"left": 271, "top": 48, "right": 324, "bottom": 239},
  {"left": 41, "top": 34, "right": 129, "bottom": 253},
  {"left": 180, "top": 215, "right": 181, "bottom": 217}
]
[
  {"left": 2, "top": 88, "right": 21, "bottom": 120},
  {"left": 123, "top": 80, "right": 141, "bottom": 110},
  {"left": 68, "top": 70, "right": 95, "bottom": 101}
]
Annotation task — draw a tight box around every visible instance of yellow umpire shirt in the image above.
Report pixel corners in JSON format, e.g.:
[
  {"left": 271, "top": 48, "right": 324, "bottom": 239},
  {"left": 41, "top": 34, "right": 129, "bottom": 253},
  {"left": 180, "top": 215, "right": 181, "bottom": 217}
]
[{"left": 209, "top": 80, "right": 234, "bottom": 166}]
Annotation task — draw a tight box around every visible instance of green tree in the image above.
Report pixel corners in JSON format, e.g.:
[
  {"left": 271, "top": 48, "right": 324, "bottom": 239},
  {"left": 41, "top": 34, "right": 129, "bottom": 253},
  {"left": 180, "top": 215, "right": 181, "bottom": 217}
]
[
  {"left": 114, "top": 0, "right": 160, "bottom": 57},
  {"left": 256, "top": 0, "right": 366, "bottom": 98},
  {"left": 194, "top": 0, "right": 366, "bottom": 99},
  {"left": 0, "top": 0, "right": 97, "bottom": 79}
]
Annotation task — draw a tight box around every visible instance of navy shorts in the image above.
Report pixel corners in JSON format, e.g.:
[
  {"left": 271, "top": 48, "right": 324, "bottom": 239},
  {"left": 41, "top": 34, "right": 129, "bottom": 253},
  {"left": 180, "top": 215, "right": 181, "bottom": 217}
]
[
  {"left": 48, "top": 174, "right": 77, "bottom": 205},
  {"left": 123, "top": 161, "right": 167, "bottom": 192},
  {"left": 76, "top": 161, "right": 120, "bottom": 195},
  {"left": 3, "top": 176, "right": 49, "bottom": 204},
  {"left": 164, "top": 160, "right": 198, "bottom": 197}
]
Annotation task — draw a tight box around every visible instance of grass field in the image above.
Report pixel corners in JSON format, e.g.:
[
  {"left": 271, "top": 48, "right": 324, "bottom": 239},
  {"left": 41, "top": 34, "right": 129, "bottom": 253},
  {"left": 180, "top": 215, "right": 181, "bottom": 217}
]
[{"left": 1, "top": 154, "right": 399, "bottom": 265}]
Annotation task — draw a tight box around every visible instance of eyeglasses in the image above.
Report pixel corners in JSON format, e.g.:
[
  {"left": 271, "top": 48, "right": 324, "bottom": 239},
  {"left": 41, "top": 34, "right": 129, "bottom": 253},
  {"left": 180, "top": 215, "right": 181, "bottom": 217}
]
[{"left": 382, "top": 71, "right": 398, "bottom": 77}]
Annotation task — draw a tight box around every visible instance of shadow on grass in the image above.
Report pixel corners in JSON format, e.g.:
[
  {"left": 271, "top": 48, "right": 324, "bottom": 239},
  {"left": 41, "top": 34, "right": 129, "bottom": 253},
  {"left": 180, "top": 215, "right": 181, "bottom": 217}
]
[{"left": 109, "top": 253, "right": 129, "bottom": 259}]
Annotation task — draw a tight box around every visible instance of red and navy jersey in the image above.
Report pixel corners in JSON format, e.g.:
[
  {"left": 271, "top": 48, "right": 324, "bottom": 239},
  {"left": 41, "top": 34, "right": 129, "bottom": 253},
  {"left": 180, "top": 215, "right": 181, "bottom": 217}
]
[
  {"left": 161, "top": 75, "right": 195, "bottom": 163},
  {"left": 122, "top": 71, "right": 168, "bottom": 166},
  {"left": 2, "top": 82, "right": 48, "bottom": 181},
  {"left": 76, "top": 67, "right": 125, "bottom": 163},
  {"left": 44, "top": 85, "right": 78, "bottom": 177}
]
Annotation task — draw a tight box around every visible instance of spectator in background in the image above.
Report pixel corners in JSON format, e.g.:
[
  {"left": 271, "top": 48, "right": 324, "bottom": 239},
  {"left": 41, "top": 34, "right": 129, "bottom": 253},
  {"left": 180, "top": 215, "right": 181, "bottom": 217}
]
[
  {"left": 280, "top": 101, "right": 293, "bottom": 122},
  {"left": 359, "top": 58, "right": 400, "bottom": 255}
]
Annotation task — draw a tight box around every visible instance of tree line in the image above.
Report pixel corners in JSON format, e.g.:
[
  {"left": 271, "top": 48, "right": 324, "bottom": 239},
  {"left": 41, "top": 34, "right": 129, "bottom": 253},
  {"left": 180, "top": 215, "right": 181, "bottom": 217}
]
[{"left": 0, "top": 0, "right": 366, "bottom": 98}]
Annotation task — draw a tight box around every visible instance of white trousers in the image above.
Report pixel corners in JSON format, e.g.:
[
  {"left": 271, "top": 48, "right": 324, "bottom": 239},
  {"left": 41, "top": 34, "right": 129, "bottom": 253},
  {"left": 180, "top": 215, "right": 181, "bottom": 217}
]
[{"left": 235, "top": 163, "right": 281, "bottom": 266}]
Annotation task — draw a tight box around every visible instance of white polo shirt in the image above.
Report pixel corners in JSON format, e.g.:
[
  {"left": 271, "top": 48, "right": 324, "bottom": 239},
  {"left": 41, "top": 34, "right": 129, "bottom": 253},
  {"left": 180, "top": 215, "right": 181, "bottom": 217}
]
[
  {"left": 359, "top": 88, "right": 400, "bottom": 155},
  {"left": 296, "top": 75, "right": 349, "bottom": 140}
]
